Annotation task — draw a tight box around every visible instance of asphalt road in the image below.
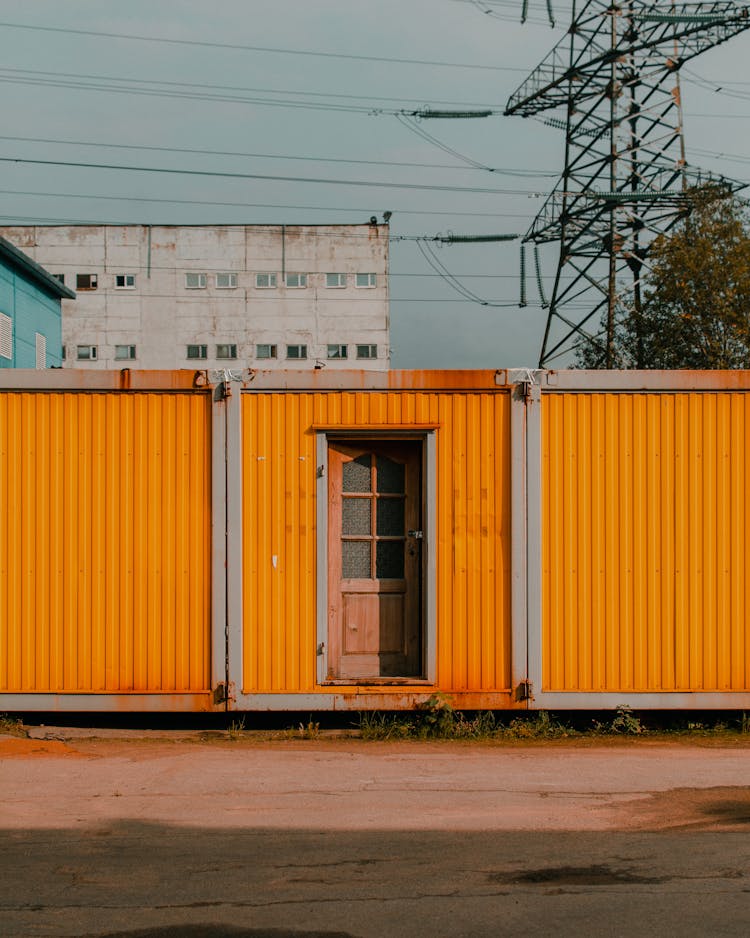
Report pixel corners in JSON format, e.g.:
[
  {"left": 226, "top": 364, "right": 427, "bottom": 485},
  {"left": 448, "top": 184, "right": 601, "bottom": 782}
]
[{"left": 2, "top": 734, "right": 750, "bottom": 937}]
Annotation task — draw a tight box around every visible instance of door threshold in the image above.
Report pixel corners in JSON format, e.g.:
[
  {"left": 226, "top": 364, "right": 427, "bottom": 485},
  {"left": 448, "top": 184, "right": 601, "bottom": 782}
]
[{"left": 322, "top": 678, "right": 433, "bottom": 687}]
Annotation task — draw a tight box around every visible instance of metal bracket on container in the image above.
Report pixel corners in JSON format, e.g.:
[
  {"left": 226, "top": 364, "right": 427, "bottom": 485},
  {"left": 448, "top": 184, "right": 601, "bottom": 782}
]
[
  {"left": 214, "top": 682, "right": 228, "bottom": 704},
  {"left": 509, "top": 368, "right": 544, "bottom": 403},
  {"left": 514, "top": 679, "right": 534, "bottom": 702},
  {"left": 213, "top": 681, "right": 236, "bottom": 705},
  {"left": 209, "top": 368, "right": 255, "bottom": 400}
]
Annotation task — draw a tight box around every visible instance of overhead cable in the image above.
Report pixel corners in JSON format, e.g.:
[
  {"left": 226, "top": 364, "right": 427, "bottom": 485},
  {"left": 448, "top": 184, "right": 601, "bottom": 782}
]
[
  {"left": 0, "top": 155, "right": 540, "bottom": 196},
  {"left": 415, "top": 238, "right": 521, "bottom": 307},
  {"left": 0, "top": 20, "right": 527, "bottom": 73},
  {"left": 0, "top": 133, "right": 556, "bottom": 177}
]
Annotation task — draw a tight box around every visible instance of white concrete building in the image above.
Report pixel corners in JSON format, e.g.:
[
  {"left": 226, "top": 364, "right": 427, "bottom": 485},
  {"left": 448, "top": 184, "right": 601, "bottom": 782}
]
[{"left": 0, "top": 223, "right": 390, "bottom": 370}]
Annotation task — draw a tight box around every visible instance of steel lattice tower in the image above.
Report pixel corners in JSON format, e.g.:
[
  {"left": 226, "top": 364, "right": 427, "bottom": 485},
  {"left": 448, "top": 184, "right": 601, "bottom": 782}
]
[{"left": 505, "top": 2, "right": 750, "bottom": 367}]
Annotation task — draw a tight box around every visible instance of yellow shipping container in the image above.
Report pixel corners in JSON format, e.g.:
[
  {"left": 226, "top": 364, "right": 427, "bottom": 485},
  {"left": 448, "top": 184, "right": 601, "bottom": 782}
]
[
  {"left": 5, "top": 370, "right": 750, "bottom": 713},
  {"left": 0, "top": 390, "right": 212, "bottom": 694},
  {"left": 542, "top": 391, "right": 750, "bottom": 693}
]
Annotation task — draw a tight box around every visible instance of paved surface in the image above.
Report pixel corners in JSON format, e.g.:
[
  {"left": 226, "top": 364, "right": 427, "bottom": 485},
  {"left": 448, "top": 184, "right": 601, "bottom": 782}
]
[{"left": 1, "top": 735, "right": 750, "bottom": 936}]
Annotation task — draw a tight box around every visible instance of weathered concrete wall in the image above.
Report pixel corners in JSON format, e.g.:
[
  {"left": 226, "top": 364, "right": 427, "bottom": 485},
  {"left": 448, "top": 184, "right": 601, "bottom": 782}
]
[{"left": 0, "top": 224, "right": 390, "bottom": 370}]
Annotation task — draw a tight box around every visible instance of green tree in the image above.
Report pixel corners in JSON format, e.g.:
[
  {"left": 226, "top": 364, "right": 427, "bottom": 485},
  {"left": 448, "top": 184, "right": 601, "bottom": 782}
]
[{"left": 576, "top": 186, "right": 750, "bottom": 369}]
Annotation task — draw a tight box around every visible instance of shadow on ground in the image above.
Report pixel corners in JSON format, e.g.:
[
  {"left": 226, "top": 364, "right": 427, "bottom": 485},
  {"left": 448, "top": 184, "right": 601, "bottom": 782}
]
[{"left": 2, "top": 821, "right": 749, "bottom": 938}]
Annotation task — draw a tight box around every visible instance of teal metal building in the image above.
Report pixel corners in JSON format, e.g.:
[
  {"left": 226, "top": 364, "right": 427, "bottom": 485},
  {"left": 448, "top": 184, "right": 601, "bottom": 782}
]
[{"left": 0, "top": 235, "right": 74, "bottom": 369}]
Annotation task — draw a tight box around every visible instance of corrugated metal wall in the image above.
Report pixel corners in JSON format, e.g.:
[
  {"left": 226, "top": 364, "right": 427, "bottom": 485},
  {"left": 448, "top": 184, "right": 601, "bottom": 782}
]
[
  {"left": 542, "top": 392, "right": 750, "bottom": 692},
  {"left": 241, "top": 391, "right": 512, "bottom": 694},
  {"left": 0, "top": 391, "right": 212, "bottom": 693}
]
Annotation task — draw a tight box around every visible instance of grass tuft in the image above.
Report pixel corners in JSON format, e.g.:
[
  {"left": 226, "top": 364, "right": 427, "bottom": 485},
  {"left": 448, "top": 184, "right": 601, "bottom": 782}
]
[{"left": 0, "top": 714, "right": 27, "bottom": 738}]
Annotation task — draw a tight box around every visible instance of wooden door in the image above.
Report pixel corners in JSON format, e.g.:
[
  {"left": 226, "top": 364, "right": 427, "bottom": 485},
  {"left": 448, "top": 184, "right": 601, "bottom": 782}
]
[{"left": 327, "top": 440, "right": 422, "bottom": 680}]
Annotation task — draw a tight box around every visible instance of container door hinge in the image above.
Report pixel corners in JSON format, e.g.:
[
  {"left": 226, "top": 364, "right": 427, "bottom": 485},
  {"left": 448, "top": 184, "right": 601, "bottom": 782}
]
[
  {"left": 515, "top": 679, "right": 534, "bottom": 702},
  {"left": 214, "top": 681, "right": 235, "bottom": 705}
]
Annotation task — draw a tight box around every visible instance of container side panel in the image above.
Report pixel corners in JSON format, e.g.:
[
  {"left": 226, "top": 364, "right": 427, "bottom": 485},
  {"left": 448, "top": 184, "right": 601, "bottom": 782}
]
[
  {"left": 542, "top": 391, "right": 750, "bottom": 692},
  {"left": 0, "top": 391, "right": 212, "bottom": 693},
  {"left": 241, "top": 391, "right": 512, "bottom": 694}
]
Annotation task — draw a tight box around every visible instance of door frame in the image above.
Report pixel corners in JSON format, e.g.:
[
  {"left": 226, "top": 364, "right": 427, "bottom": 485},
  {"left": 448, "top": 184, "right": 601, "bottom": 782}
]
[{"left": 316, "top": 429, "right": 437, "bottom": 686}]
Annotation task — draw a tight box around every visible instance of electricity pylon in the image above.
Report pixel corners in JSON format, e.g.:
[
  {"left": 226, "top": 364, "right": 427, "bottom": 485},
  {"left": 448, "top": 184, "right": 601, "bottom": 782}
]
[{"left": 505, "top": 2, "right": 750, "bottom": 367}]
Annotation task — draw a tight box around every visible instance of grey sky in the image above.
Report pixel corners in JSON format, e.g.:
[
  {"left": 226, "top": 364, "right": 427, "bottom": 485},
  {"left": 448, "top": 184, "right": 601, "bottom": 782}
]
[{"left": 1, "top": 0, "right": 748, "bottom": 368}]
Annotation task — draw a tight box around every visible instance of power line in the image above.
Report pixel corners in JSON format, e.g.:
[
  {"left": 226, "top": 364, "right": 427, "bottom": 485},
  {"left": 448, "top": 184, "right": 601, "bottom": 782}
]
[
  {"left": 0, "top": 207, "right": 537, "bottom": 223},
  {"left": 0, "top": 134, "right": 557, "bottom": 178},
  {"left": 0, "top": 72, "right": 496, "bottom": 116},
  {"left": 12, "top": 255, "right": 527, "bottom": 278},
  {"left": 0, "top": 65, "right": 501, "bottom": 112},
  {"left": 0, "top": 155, "right": 540, "bottom": 196},
  {"left": 685, "top": 111, "right": 750, "bottom": 118},
  {"left": 0, "top": 20, "right": 529, "bottom": 73},
  {"left": 682, "top": 68, "right": 750, "bottom": 103},
  {"left": 415, "top": 238, "right": 519, "bottom": 307},
  {"left": 32, "top": 289, "right": 529, "bottom": 304},
  {"left": 690, "top": 146, "right": 750, "bottom": 165},
  {"left": 57, "top": 294, "right": 529, "bottom": 304},
  {"left": 395, "top": 114, "right": 495, "bottom": 171},
  {"left": 0, "top": 220, "right": 532, "bottom": 245}
]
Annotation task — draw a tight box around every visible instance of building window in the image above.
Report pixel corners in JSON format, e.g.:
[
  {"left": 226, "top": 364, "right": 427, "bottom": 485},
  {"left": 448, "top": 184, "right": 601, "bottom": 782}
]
[
  {"left": 286, "top": 344, "right": 307, "bottom": 360},
  {"left": 35, "top": 333, "right": 46, "bottom": 369},
  {"left": 256, "top": 273, "right": 277, "bottom": 288},
  {"left": 256, "top": 344, "right": 277, "bottom": 360},
  {"left": 325, "top": 273, "right": 346, "bottom": 288},
  {"left": 185, "top": 273, "right": 207, "bottom": 289},
  {"left": 115, "top": 274, "right": 136, "bottom": 289},
  {"left": 216, "top": 272, "right": 237, "bottom": 289},
  {"left": 327, "top": 344, "right": 348, "bottom": 360},
  {"left": 76, "top": 274, "right": 98, "bottom": 290},
  {"left": 216, "top": 344, "right": 238, "bottom": 359},
  {"left": 356, "top": 273, "right": 376, "bottom": 288},
  {"left": 0, "top": 312, "right": 12, "bottom": 360},
  {"left": 356, "top": 344, "right": 377, "bottom": 360},
  {"left": 53, "top": 273, "right": 65, "bottom": 285},
  {"left": 115, "top": 344, "right": 137, "bottom": 360},
  {"left": 187, "top": 344, "right": 208, "bottom": 359},
  {"left": 76, "top": 345, "right": 97, "bottom": 360},
  {"left": 284, "top": 272, "right": 307, "bottom": 288}
]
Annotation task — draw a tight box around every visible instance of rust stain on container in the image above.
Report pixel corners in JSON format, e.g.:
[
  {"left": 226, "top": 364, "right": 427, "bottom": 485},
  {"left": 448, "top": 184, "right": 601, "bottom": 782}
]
[
  {"left": 542, "top": 391, "right": 750, "bottom": 693},
  {"left": 0, "top": 391, "right": 212, "bottom": 694}
]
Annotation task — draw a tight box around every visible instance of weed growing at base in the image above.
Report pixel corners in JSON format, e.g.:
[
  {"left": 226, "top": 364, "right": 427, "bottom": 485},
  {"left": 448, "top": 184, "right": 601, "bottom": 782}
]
[
  {"left": 592, "top": 705, "right": 644, "bottom": 736},
  {"left": 0, "top": 714, "right": 27, "bottom": 738},
  {"left": 357, "top": 699, "right": 750, "bottom": 741},
  {"left": 359, "top": 696, "right": 575, "bottom": 741}
]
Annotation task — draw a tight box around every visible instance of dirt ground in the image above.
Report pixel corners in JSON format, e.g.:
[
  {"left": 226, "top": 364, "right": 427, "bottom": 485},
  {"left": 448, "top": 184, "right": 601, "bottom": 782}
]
[
  {"left": 2, "top": 732, "right": 750, "bottom": 832},
  {"left": 2, "top": 732, "right": 750, "bottom": 936}
]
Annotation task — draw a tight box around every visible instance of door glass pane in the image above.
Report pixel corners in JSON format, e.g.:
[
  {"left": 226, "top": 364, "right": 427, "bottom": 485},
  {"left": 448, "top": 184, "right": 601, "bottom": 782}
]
[
  {"left": 343, "top": 497, "right": 371, "bottom": 535},
  {"left": 376, "top": 497, "right": 405, "bottom": 536},
  {"left": 343, "top": 455, "right": 371, "bottom": 493},
  {"left": 343, "top": 540, "right": 371, "bottom": 578},
  {"left": 376, "top": 541, "right": 404, "bottom": 579},
  {"left": 376, "top": 455, "right": 405, "bottom": 494}
]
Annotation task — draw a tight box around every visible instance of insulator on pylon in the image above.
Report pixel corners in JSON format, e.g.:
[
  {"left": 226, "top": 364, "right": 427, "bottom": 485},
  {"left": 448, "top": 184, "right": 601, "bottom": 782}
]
[
  {"left": 534, "top": 246, "right": 549, "bottom": 308},
  {"left": 519, "top": 244, "right": 528, "bottom": 308}
]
